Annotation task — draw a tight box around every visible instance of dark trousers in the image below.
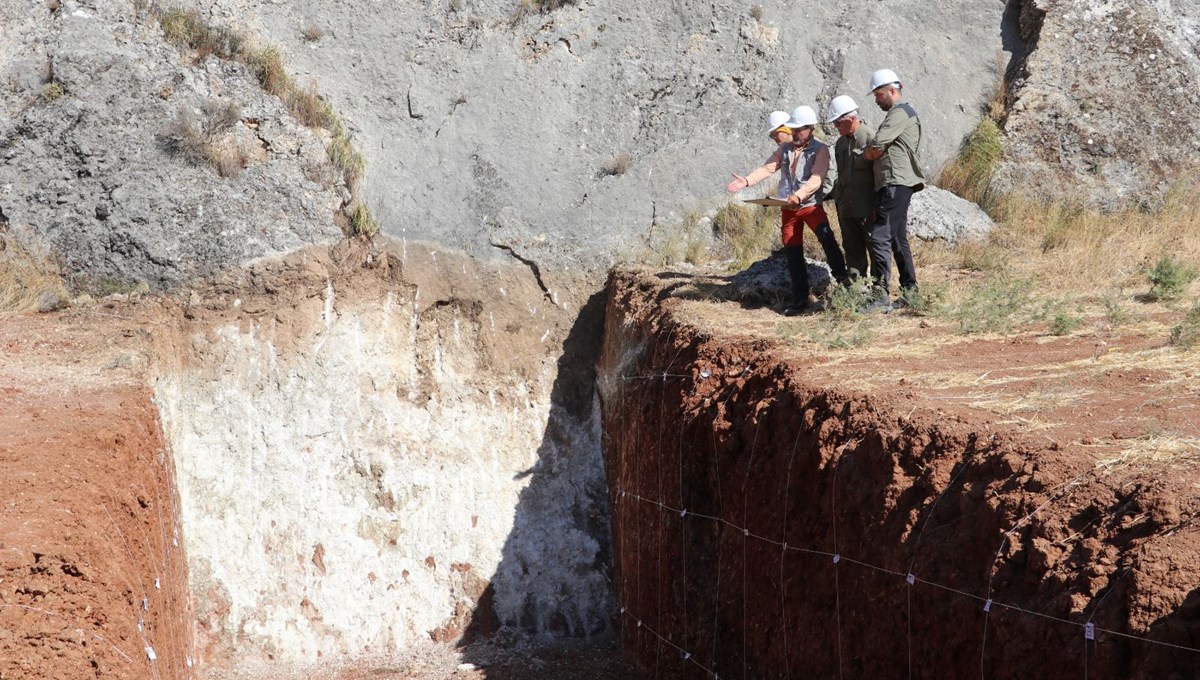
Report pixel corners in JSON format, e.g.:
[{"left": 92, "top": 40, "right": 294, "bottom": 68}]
[
  {"left": 837, "top": 212, "right": 872, "bottom": 281},
  {"left": 869, "top": 185, "right": 918, "bottom": 293},
  {"left": 781, "top": 206, "right": 850, "bottom": 285},
  {"left": 784, "top": 246, "right": 809, "bottom": 303}
]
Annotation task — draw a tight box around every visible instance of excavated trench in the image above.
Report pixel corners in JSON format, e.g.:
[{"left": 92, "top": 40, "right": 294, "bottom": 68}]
[
  {"left": 598, "top": 269, "right": 1200, "bottom": 679},
  {"left": 4, "top": 248, "right": 1200, "bottom": 679}
]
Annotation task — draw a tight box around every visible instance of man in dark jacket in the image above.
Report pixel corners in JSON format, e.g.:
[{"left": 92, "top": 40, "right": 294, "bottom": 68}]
[{"left": 826, "top": 95, "right": 874, "bottom": 282}]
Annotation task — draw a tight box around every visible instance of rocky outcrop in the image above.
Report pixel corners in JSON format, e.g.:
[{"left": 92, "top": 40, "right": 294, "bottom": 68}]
[
  {"left": 995, "top": 0, "right": 1200, "bottom": 206},
  {"left": 177, "top": 0, "right": 1009, "bottom": 269},
  {"left": 909, "top": 185, "right": 994, "bottom": 243},
  {"left": 0, "top": 2, "right": 344, "bottom": 291}
]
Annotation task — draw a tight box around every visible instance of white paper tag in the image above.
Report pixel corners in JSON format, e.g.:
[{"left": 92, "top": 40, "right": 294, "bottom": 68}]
[
  {"left": 983, "top": 599, "right": 993, "bottom": 613},
  {"left": 906, "top": 573, "right": 916, "bottom": 586},
  {"left": 145, "top": 647, "right": 156, "bottom": 661},
  {"left": 832, "top": 554, "right": 841, "bottom": 565},
  {"left": 1085, "top": 623, "right": 1095, "bottom": 640}
]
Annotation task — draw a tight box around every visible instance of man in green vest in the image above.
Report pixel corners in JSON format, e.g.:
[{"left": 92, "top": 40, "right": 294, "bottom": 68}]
[
  {"left": 862, "top": 68, "right": 926, "bottom": 312},
  {"left": 825, "top": 95, "right": 874, "bottom": 282}
]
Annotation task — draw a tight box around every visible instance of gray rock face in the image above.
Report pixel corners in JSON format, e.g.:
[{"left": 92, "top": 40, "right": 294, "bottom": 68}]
[
  {"left": 0, "top": 2, "right": 344, "bottom": 291},
  {"left": 995, "top": 0, "right": 1200, "bottom": 206},
  {"left": 182, "top": 0, "right": 1008, "bottom": 269},
  {"left": 908, "top": 186, "right": 994, "bottom": 243}
]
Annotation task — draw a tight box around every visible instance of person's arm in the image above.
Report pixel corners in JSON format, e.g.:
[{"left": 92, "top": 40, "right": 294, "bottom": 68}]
[
  {"left": 866, "top": 107, "right": 913, "bottom": 159},
  {"left": 786, "top": 146, "right": 829, "bottom": 204},
  {"left": 726, "top": 146, "right": 783, "bottom": 192}
]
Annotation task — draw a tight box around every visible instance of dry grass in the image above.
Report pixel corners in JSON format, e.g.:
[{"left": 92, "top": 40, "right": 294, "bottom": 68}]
[
  {"left": 712, "top": 203, "right": 776, "bottom": 267},
  {"left": 301, "top": 23, "right": 325, "bottom": 43},
  {"left": 152, "top": 5, "right": 378, "bottom": 237},
  {"left": 165, "top": 100, "right": 245, "bottom": 176},
  {"left": 600, "top": 151, "right": 632, "bottom": 177},
  {"left": 0, "top": 237, "right": 68, "bottom": 313},
  {"left": 1098, "top": 434, "right": 1200, "bottom": 469}
]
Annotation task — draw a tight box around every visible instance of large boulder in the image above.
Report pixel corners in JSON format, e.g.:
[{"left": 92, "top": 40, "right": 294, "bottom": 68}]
[{"left": 908, "top": 186, "right": 994, "bottom": 243}]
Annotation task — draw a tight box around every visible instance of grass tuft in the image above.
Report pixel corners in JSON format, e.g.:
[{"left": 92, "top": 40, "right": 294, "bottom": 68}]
[
  {"left": 712, "top": 203, "right": 776, "bottom": 268},
  {"left": 937, "top": 117, "right": 1003, "bottom": 210},
  {"left": 1146, "top": 255, "right": 1198, "bottom": 302},
  {"left": 349, "top": 203, "right": 380, "bottom": 237},
  {"left": 41, "top": 82, "right": 65, "bottom": 101},
  {"left": 1170, "top": 305, "right": 1200, "bottom": 349},
  {"left": 600, "top": 151, "right": 632, "bottom": 177},
  {"left": 0, "top": 237, "right": 69, "bottom": 312},
  {"left": 950, "top": 274, "right": 1033, "bottom": 335}
]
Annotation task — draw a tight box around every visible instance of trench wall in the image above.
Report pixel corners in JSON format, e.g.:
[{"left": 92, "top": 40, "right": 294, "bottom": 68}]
[
  {"left": 150, "top": 244, "right": 613, "bottom": 672},
  {"left": 597, "top": 270, "right": 1200, "bottom": 679}
]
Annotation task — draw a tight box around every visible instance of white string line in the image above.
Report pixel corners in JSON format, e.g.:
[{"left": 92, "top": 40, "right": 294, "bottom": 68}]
[
  {"left": 904, "top": 453, "right": 977, "bottom": 680},
  {"left": 779, "top": 425, "right": 805, "bottom": 679},
  {"left": 981, "top": 465, "right": 1098, "bottom": 678},
  {"left": 831, "top": 442, "right": 847, "bottom": 680},
  {"left": 615, "top": 488, "right": 1200, "bottom": 658},
  {"left": 618, "top": 605, "right": 724, "bottom": 679}
]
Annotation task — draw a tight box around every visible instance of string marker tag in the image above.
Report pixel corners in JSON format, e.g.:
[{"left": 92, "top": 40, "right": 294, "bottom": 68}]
[
  {"left": 833, "top": 554, "right": 841, "bottom": 565},
  {"left": 1085, "top": 623, "right": 1095, "bottom": 640},
  {"left": 781, "top": 542, "right": 788, "bottom": 550},
  {"left": 636, "top": 620, "right": 642, "bottom": 628},
  {"left": 983, "top": 599, "right": 993, "bottom": 613},
  {"left": 154, "top": 578, "right": 160, "bottom": 590},
  {"left": 145, "top": 647, "right": 157, "bottom": 661},
  {"left": 743, "top": 529, "right": 750, "bottom": 537},
  {"left": 700, "top": 370, "right": 711, "bottom": 378},
  {"left": 684, "top": 652, "right": 692, "bottom": 660},
  {"left": 620, "top": 607, "right": 626, "bottom": 614},
  {"left": 680, "top": 509, "right": 687, "bottom": 518},
  {"left": 906, "top": 573, "right": 916, "bottom": 586}
]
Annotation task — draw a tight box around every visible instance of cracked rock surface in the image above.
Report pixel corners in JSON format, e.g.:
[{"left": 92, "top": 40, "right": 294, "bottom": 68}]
[
  {"left": 179, "top": 0, "right": 1009, "bottom": 269},
  {"left": 0, "top": 0, "right": 344, "bottom": 291}
]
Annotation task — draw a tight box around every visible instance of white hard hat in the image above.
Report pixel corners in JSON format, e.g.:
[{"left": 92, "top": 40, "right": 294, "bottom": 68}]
[
  {"left": 867, "top": 68, "right": 902, "bottom": 94},
  {"left": 826, "top": 95, "right": 859, "bottom": 123},
  {"left": 766, "top": 110, "right": 791, "bottom": 134},
  {"left": 787, "top": 105, "right": 818, "bottom": 128}
]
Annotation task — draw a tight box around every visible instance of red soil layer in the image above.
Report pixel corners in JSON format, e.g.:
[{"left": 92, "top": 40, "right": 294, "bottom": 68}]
[
  {"left": 0, "top": 311, "right": 192, "bottom": 679},
  {"left": 599, "top": 270, "right": 1200, "bottom": 679}
]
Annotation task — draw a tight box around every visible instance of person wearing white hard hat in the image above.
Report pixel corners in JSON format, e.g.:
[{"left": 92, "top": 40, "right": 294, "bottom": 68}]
[
  {"left": 826, "top": 95, "right": 875, "bottom": 282},
  {"left": 726, "top": 106, "right": 849, "bottom": 315},
  {"left": 860, "top": 68, "right": 926, "bottom": 312}
]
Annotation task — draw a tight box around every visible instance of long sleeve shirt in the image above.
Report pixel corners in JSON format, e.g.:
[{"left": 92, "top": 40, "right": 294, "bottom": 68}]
[
  {"left": 744, "top": 141, "right": 829, "bottom": 203},
  {"left": 868, "top": 102, "right": 927, "bottom": 191}
]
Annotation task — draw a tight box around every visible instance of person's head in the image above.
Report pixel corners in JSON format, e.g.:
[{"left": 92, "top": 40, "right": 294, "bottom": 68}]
[
  {"left": 867, "top": 69, "right": 903, "bottom": 111},
  {"left": 765, "top": 110, "right": 792, "bottom": 144},
  {"left": 825, "top": 95, "right": 861, "bottom": 136},
  {"left": 787, "top": 106, "right": 818, "bottom": 145}
]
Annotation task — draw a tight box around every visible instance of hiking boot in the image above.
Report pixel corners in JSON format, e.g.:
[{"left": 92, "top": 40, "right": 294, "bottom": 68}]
[{"left": 857, "top": 293, "right": 892, "bottom": 314}]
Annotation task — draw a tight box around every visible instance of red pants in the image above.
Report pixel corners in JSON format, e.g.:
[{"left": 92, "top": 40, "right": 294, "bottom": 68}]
[{"left": 780, "top": 204, "right": 829, "bottom": 247}]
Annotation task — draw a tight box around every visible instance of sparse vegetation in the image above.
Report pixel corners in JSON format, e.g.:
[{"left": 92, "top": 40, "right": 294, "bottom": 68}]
[
  {"left": 0, "top": 237, "right": 69, "bottom": 313},
  {"left": 46, "top": 0, "right": 61, "bottom": 13},
  {"left": 165, "top": 100, "right": 246, "bottom": 177},
  {"left": 511, "top": 0, "right": 578, "bottom": 23},
  {"left": 1049, "top": 306, "right": 1082, "bottom": 336},
  {"left": 712, "top": 203, "right": 776, "bottom": 267},
  {"left": 1146, "top": 255, "right": 1198, "bottom": 302},
  {"left": 937, "top": 117, "right": 1003, "bottom": 210},
  {"left": 151, "top": 5, "right": 378, "bottom": 236},
  {"left": 41, "top": 82, "right": 65, "bottom": 101},
  {"left": 600, "top": 151, "right": 632, "bottom": 178},
  {"left": 1170, "top": 305, "right": 1200, "bottom": 349},
  {"left": 950, "top": 274, "right": 1033, "bottom": 335},
  {"left": 750, "top": 5, "right": 764, "bottom": 20},
  {"left": 301, "top": 23, "right": 325, "bottom": 43}
]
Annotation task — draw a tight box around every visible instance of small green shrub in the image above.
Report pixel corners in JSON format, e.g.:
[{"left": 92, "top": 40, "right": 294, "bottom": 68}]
[
  {"left": 1147, "top": 255, "right": 1198, "bottom": 302},
  {"left": 1170, "top": 305, "right": 1200, "bottom": 349},
  {"left": 1101, "top": 290, "right": 1129, "bottom": 327},
  {"left": 951, "top": 275, "right": 1033, "bottom": 335},
  {"left": 897, "top": 283, "right": 946, "bottom": 317},
  {"left": 937, "top": 117, "right": 1003, "bottom": 209},
  {"left": 349, "top": 203, "right": 380, "bottom": 237},
  {"left": 41, "top": 82, "right": 65, "bottom": 101},
  {"left": 1050, "top": 310, "right": 1081, "bottom": 336}
]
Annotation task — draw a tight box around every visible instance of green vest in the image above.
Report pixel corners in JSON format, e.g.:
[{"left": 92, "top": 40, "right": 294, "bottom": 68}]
[
  {"left": 871, "top": 102, "right": 926, "bottom": 192},
  {"left": 832, "top": 124, "right": 876, "bottom": 219}
]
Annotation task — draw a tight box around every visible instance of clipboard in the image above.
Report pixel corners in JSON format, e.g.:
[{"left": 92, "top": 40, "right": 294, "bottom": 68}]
[{"left": 743, "top": 198, "right": 793, "bottom": 207}]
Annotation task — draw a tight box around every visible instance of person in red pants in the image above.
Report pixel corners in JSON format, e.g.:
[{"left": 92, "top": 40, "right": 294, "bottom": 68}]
[{"left": 727, "top": 107, "right": 849, "bottom": 315}]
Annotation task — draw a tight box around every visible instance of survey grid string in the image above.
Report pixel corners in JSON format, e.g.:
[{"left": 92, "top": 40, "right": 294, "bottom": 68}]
[{"left": 613, "top": 486, "right": 1200, "bottom": 669}]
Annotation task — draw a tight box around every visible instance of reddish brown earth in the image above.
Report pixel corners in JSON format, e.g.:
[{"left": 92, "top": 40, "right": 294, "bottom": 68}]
[
  {"left": 600, "top": 269, "right": 1200, "bottom": 679},
  {"left": 0, "top": 309, "right": 192, "bottom": 679}
]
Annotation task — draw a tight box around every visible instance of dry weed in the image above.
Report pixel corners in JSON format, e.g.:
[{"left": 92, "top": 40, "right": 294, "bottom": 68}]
[
  {"left": 0, "top": 237, "right": 68, "bottom": 312},
  {"left": 301, "top": 23, "right": 325, "bottom": 42}
]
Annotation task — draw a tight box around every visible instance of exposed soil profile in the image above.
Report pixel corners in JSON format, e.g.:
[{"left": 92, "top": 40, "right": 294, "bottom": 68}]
[
  {"left": 599, "top": 269, "right": 1200, "bottom": 679},
  {"left": 0, "top": 311, "right": 192, "bottom": 679}
]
